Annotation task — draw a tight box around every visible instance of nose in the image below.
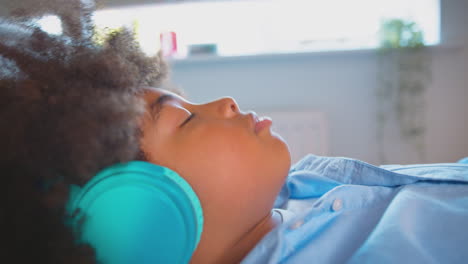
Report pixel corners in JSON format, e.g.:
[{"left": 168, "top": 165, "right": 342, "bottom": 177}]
[{"left": 217, "top": 97, "right": 239, "bottom": 118}]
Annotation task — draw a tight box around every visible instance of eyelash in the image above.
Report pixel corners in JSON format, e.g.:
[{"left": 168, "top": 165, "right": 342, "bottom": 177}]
[{"left": 180, "top": 113, "right": 195, "bottom": 127}]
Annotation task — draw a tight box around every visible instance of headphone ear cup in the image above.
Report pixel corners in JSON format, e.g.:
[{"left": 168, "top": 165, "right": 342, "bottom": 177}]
[{"left": 67, "top": 161, "right": 203, "bottom": 264}]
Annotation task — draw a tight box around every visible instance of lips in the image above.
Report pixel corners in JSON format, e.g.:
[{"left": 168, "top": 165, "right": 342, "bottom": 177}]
[
  {"left": 249, "top": 112, "right": 272, "bottom": 134},
  {"left": 255, "top": 117, "right": 272, "bottom": 133}
]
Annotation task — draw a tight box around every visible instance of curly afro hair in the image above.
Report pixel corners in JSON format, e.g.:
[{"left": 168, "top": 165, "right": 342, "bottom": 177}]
[{"left": 0, "top": 0, "right": 169, "bottom": 262}]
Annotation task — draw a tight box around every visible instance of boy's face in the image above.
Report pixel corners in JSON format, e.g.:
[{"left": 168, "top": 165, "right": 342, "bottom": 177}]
[{"left": 139, "top": 87, "right": 290, "bottom": 251}]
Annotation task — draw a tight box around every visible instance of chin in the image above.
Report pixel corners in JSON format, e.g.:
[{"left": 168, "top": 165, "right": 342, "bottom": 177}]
[{"left": 271, "top": 131, "right": 292, "bottom": 171}]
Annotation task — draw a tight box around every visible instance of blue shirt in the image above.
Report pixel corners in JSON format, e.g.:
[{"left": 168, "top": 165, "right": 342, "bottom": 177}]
[{"left": 242, "top": 155, "right": 468, "bottom": 264}]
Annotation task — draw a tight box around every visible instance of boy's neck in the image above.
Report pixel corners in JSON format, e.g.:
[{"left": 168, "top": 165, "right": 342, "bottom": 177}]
[{"left": 212, "top": 210, "right": 282, "bottom": 263}]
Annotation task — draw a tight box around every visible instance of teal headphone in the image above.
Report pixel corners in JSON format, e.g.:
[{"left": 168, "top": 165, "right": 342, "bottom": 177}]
[{"left": 66, "top": 161, "right": 204, "bottom": 264}]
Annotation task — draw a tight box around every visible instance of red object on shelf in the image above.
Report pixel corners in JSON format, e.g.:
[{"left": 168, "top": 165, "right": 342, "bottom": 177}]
[{"left": 160, "top": 31, "right": 177, "bottom": 57}]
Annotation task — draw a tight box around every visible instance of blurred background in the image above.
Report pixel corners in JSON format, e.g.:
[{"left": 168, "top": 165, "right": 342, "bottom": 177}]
[{"left": 2, "top": 0, "right": 467, "bottom": 165}]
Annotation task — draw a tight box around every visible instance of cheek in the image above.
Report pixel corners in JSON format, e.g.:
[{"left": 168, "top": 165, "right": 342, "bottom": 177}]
[
  {"left": 175, "top": 125, "right": 260, "bottom": 178},
  {"left": 185, "top": 125, "right": 259, "bottom": 162},
  {"left": 171, "top": 125, "right": 290, "bottom": 219}
]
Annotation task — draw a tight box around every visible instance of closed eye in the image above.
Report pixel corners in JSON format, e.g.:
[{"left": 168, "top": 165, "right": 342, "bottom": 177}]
[{"left": 180, "top": 113, "right": 195, "bottom": 127}]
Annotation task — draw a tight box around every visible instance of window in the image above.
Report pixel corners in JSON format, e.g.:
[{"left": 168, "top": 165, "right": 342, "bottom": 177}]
[
  {"left": 37, "top": 15, "right": 62, "bottom": 35},
  {"left": 43, "top": 0, "right": 441, "bottom": 57}
]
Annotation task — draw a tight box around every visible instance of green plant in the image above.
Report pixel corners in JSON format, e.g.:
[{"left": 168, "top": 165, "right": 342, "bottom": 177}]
[
  {"left": 376, "top": 18, "right": 431, "bottom": 163},
  {"left": 379, "top": 19, "right": 424, "bottom": 48}
]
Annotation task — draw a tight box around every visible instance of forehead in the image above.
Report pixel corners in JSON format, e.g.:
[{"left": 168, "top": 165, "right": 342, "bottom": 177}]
[
  {"left": 142, "top": 87, "right": 168, "bottom": 102},
  {"left": 141, "top": 87, "right": 185, "bottom": 105}
]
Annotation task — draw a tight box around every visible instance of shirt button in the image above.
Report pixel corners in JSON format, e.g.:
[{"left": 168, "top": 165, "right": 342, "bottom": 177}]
[
  {"left": 289, "top": 219, "right": 304, "bottom": 230},
  {"left": 332, "top": 198, "right": 343, "bottom": 211}
]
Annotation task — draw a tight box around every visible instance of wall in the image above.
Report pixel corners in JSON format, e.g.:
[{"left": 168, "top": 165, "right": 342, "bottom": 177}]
[
  {"left": 427, "top": 0, "right": 468, "bottom": 164},
  {"left": 168, "top": 0, "right": 468, "bottom": 165}
]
